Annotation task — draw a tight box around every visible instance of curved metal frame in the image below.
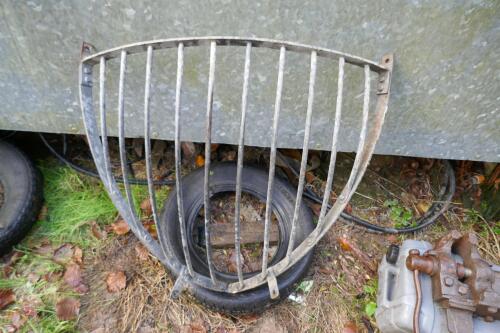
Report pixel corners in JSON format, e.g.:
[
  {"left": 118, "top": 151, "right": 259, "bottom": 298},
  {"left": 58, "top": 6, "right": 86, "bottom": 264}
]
[{"left": 79, "top": 36, "right": 393, "bottom": 296}]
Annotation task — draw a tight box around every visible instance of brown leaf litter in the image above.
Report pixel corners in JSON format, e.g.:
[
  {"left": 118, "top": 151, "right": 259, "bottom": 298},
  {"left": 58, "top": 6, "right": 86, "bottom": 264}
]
[{"left": 56, "top": 297, "right": 80, "bottom": 320}]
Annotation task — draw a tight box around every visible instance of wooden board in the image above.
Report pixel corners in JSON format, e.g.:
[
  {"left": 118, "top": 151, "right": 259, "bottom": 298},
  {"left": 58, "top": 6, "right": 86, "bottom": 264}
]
[{"left": 210, "top": 222, "right": 279, "bottom": 248}]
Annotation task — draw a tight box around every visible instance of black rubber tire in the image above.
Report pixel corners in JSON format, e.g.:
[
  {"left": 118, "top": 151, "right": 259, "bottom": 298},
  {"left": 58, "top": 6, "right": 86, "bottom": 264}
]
[
  {"left": 159, "top": 162, "right": 314, "bottom": 314},
  {"left": 0, "top": 141, "right": 43, "bottom": 255}
]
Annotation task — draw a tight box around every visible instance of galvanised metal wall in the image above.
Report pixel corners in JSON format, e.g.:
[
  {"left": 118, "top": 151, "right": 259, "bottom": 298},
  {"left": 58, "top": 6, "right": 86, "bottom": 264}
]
[{"left": 0, "top": 1, "right": 498, "bottom": 161}]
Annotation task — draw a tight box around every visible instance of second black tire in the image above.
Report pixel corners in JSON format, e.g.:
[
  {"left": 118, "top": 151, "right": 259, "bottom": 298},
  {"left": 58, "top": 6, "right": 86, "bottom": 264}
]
[
  {"left": 0, "top": 141, "right": 43, "bottom": 255},
  {"left": 159, "top": 163, "right": 315, "bottom": 314}
]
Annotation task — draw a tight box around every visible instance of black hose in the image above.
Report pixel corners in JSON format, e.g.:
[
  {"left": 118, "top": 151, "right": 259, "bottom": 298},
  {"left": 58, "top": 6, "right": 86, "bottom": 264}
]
[
  {"left": 40, "top": 133, "right": 455, "bottom": 233},
  {"left": 39, "top": 133, "right": 175, "bottom": 186},
  {"left": 279, "top": 151, "right": 455, "bottom": 234}
]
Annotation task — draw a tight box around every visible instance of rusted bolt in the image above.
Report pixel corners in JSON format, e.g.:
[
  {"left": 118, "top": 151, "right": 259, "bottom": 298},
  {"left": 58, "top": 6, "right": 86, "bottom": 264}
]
[
  {"left": 444, "top": 277, "right": 454, "bottom": 287},
  {"left": 458, "top": 285, "right": 468, "bottom": 295}
]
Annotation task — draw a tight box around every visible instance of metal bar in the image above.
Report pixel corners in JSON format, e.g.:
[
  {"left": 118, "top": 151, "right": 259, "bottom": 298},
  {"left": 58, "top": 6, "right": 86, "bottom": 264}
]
[
  {"left": 174, "top": 43, "right": 194, "bottom": 276},
  {"left": 81, "top": 36, "right": 387, "bottom": 72},
  {"left": 117, "top": 50, "right": 138, "bottom": 218},
  {"left": 286, "top": 51, "right": 317, "bottom": 257},
  {"left": 262, "top": 45, "right": 286, "bottom": 274},
  {"left": 349, "top": 65, "right": 371, "bottom": 187},
  {"left": 234, "top": 42, "right": 252, "bottom": 287},
  {"left": 144, "top": 46, "right": 160, "bottom": 228},
  {"left": 98, "top": 56, "right": 112, "bottom": 187},
  {"left": 317, "top": 57, "right": 345, "bottom": 229},
  {"left": 203, "top": 41, "right": 217, "bottom": 283}
]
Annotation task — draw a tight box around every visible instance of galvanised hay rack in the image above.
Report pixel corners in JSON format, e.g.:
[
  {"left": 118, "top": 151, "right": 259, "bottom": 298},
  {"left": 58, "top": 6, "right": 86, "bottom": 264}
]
[{"left": 79, "top": 36, "right": 393, "bottom": 298}]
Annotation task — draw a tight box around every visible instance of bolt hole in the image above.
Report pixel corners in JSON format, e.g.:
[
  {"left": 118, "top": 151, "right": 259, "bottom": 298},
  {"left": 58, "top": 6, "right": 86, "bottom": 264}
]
[{"left": 385, "top": 58, "right": 390, "bottom": 63}]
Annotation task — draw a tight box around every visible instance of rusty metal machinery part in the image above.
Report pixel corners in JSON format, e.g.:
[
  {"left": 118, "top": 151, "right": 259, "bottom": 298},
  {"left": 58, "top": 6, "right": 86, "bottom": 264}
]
[
  {"left": 79, "top": 36, "right": 393, "bottom": 296},
  {"left": 406, "top": 231, "right": 500, "bottom": 333}
]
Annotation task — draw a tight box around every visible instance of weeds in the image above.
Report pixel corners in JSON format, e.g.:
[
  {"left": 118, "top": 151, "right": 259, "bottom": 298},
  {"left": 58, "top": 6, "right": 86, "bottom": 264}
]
[
  {"left": 362, "top": 280, "right": 378, "bottom": 318},
  {"left": 383, "top": 199, "right": 414, "bottom": 228}
]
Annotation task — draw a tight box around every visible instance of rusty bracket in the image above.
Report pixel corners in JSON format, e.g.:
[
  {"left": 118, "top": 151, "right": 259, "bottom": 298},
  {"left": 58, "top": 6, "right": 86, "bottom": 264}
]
[{"left": 377, "top": 54, "right": 393, "bottom": 95}]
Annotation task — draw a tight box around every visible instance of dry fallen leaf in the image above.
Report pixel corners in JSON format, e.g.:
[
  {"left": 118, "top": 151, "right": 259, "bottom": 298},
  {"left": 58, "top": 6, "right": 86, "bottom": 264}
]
[
  {"left": 135, "top": 244, "right": 150, "bottom": 261},
  {"left": 416, "top": 201, "right": 431, "bottom": 215},
  {"left": 210, "top": 143, "right": 219, "bottom": 153},
  {"left": 2, "top": 251, "right": 23, "bottom": 277},
  {"left": 90, "top": 221, "right": 107, "bottom": 240},
  {"left": 22, "top": 302, "right": 38, "bottom": 318},
  {"left": 0, "top": 289, "right": 16, "bottom": 310},
  {"left": 63, "top": 263, "right": 82, "bottom": 288},
  {"left": 111, "top": 219, "right": 130, "bottom": 235},
  {"left": 142, "top": 220, "right": 157, "bottom": 239},
  {"left": 305, "top": 171, "right": 316, "bottom": 184},
  {"left": 342, "top": 322, "right": 358, "bottom": 333},
  {"left": 338, "top": 237, "right": 353, "bottom": 252},
  {"left": 73, "top": 247, "right": 83, "bottom": 265},
  {"left": 53, "top": 243, "right": 75, "bottom": 265},
  {"left": 63, "top": 263, "right": 88, "bottom": 294},
  {"left": 195, "top": 155, "right": 205, "bottom": 167},
  {"left": 106, "top": 271, "right": 127, "bottom": 293},
  {"left": 140, "top": 199, "right": 153, "bottom": 216},
  {"left": 343, "top": 203, "right": 353, "bottom": 214},
  {"left": 55, "top": 297, "right": 80, "bottom": 321}
]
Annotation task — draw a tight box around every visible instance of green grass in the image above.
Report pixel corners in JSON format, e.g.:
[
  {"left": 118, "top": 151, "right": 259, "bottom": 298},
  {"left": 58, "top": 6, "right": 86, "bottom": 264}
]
[{"left": 33, "top": 160, "right": 169, "bottom": 246}]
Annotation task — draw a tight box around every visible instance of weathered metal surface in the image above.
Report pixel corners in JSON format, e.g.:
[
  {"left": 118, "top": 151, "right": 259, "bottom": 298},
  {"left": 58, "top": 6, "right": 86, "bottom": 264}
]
[
  {"left": 79, "top": 37, "right": 393, "bottom": 293},
  {"left": 1, "top": 1, "right": 499, "bottom": 162}
]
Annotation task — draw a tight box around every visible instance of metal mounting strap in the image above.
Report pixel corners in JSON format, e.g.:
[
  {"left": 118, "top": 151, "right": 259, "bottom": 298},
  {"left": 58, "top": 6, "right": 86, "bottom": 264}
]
[
  {"left": 267, "top": 272, "right": 280, "bottom": 300},
  {"left": 171, "top": 267, "right": 190, "bottom": 299}
]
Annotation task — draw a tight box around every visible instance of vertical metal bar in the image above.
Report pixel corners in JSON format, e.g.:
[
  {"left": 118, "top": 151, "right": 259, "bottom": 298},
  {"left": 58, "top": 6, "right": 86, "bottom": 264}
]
[
  {"left": 262, "top": 46, "right": 286, "bottom": 274},
  {"left": 144, "top": 46, "right": 160, "bottom": 227},
  {"left": 174, "top": 43, "right": 194, "bottom": 276},
  {"left": 117, "top": 51, "right": 137, "bottom": 218},
  {"left": 203, "top": 41, "right": 217, "bottom": 283},
  {"left": 98, "top": 56, "right": 112, "bottom": 187},
  {"left": 234, "top": 42, "right": 252, "bottom": 286},
  {"left": 317, "top": 57, "right": 345, "bottom": 229},
  {"left": 350, "top": 65, "right": 371, "bottom": 186},
  {"left": 336, "top": 65, "right": 371, "bottom": 205},
  {"left": 286, "top": 51, "right": 317, "bottom": 257}
]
